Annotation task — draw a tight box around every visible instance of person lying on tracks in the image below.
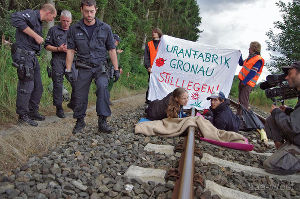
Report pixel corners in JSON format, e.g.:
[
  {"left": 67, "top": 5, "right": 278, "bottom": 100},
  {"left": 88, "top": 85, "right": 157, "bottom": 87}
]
[
  {"left": 204, "top": 91, "right": 240, "bottom": 132},
  {"left": 145, "top": 87, "right": 189, "bottom": 120},
  {"left": 263, "top": 61, "right": 300, "bottom": 175}
]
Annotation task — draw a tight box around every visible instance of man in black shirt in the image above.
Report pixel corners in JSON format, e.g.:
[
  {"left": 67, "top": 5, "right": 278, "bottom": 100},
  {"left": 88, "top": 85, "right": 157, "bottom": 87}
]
[
  {"left": 66, "top": 0, "right": 120, "bottom": 134},
  {"left": 45, "top": 10, "right": 75, "bottom": 118},
  {"left": 11, "top": 4, "right": 57, "bottom": 126}
]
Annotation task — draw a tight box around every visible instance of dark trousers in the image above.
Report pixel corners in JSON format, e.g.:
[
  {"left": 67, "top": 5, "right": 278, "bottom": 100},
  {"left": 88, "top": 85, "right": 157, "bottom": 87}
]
[
  {"left": 73, "top": 67, "right": 111, "bottom": 119},
  {"left": 13, "top": 54, "right": 43, "bottom": 116},
  {"left": 237, "top": 80, "right": 252, "bottom": 115},
  {"left": 145, "top": 71, "right": 150, "bottom": 102},
  {"left": 265, "top": 116, "right": 299, "bottom": 146},
  {"left": 51, "top": 58, "right": 77, "bottom": 107}
]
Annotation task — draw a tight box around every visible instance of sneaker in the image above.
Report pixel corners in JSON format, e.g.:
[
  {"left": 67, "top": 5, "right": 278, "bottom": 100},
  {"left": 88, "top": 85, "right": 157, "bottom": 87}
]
[
  {"left": 72, "top": 118, "right": 86, "bottom": 134},
  {"left": 18, "top": 115, "right": 38, "bottom": 126},
  {"left": 56, "top": 106, "right": 65, "bottom": 118},
  {"left": 29, "top": 111, "right": 45, "bottom": 121},
  {"left": 98, "top": 116, "right": 112, "bottom": 133}
]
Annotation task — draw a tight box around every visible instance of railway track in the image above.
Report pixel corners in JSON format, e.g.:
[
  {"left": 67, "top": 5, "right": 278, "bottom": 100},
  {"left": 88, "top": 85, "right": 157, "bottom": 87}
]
[{"left": 0, "top": 95, "right": 299, "bottom": 198}]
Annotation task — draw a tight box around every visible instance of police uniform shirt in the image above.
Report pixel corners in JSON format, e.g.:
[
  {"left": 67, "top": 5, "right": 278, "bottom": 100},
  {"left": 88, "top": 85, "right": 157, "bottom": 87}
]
[
  {"left": 67, "top": 18, "right": 115, "bottom": 65},
  {"left": 45, "top": 25, "right": 68, "bottom": 59},
  {"left": 11, "top": 9, "right": 42, "bottom": 52}
]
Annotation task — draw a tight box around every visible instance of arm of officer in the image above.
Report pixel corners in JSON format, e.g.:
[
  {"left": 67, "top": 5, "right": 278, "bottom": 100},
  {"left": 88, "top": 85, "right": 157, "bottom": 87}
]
[
  {"left": 108, "top": 49, "right": 119, "bottom": 70},
  {"left": 11, "top": 11, "right": 43, "bottom": 44},
  {"left": 66, "top": 49, "right": 75, "bottom": 71},
  {"left": 23, "top": 27, "right": 44, "bottom": 44}
]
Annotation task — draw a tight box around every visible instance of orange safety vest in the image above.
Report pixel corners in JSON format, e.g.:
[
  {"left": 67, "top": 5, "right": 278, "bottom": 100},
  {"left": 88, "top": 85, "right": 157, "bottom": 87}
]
[
  {"left": 148, "top": 40, "right": 159, "bottom": 67},
  {"left": 238, "top": 55, "right": 265, "bottom": 87}
]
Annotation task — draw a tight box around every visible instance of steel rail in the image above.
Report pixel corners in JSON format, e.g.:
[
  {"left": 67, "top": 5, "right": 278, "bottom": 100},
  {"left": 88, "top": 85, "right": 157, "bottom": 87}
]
[{"left": 172, "top": 107, "right": 196, "bottom": 199}]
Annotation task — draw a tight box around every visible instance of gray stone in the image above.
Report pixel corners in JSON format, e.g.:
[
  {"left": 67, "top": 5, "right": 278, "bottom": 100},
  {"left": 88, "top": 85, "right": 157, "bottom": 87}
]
[
  {"left": 113, "top": 182, "right": 123, "bottom": 192},
  {"left": 0, "top": 183, "right": 14, "bottom": 194},
  {"left": 71, "top": 180, "right": 87, "bottom": 191},
  {"left": 36, "top": 183, "right": 47, "bottom": 190},
  {"left": 36, "top": 193, "right": 47, "bottom": 199},
  {"left": 98, "top": 185, "right": 109, "bottom": 193},
  {"left": 6, "top": 188, "right": 20, "bottom": 198},
  {"left": 108, "top": 191, "right": 118, "bottom": 197}
]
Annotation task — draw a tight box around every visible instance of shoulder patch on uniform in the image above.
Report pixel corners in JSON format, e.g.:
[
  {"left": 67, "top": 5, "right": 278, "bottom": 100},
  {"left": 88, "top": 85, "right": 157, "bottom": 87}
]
[{"left": 22, "top": 13, "right": 31, "bottom": 18}]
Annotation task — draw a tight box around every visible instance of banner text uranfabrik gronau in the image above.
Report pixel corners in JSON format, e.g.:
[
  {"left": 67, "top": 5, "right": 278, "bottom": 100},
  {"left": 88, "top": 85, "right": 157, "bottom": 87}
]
[{"left": 148, "top": 35, "right": 241, "bottom": 109}]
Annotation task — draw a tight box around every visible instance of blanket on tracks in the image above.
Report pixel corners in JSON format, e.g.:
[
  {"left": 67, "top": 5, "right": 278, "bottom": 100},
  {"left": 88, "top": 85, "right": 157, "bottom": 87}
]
[{"left": 135, "top": 116, "right": 246, "bottom": 144}]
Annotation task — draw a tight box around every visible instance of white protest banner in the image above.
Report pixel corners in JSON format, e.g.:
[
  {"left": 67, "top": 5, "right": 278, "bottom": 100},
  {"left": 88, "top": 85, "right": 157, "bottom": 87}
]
[{"left": 148, "top": 35, "right": 241, "bottom": 109}]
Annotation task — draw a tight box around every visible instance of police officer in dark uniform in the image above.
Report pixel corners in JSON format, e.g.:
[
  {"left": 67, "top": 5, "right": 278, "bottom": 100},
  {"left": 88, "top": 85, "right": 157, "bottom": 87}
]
[
  {"left": 45, "top": 10, "right": 77, "bottom": 118},
  {"left": 11, "top": 4, "right": 57, "bottom": 126},
  {"left": 66, "top": 0, "right": 120, "bottom": 134}
]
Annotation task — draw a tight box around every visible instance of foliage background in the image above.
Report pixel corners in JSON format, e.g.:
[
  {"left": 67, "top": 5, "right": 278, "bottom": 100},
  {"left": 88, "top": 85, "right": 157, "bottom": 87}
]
[{"left": 0, "top": 0, "right": 202, "bottom": 124}]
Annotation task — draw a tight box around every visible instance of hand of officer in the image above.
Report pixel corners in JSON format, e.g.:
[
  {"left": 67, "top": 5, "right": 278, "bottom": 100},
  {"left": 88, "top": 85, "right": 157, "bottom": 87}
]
[
  {"left": 113, "top": 70, "right": 120, "bottom": 82},
  {"left": 65, "top": 71, "right": 73, "bottom": 83},
  {"left": 60, "top": 44, "right": 68, "bottom": 53},
  {"left": 35, "top": 35, "right": 44, "bottom": 45}
]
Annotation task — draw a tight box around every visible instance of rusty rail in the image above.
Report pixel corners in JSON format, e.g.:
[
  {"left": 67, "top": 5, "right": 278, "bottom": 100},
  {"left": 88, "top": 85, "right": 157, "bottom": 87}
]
[{"left": 172, "top": 107, "right": 196, "bottom": 199}]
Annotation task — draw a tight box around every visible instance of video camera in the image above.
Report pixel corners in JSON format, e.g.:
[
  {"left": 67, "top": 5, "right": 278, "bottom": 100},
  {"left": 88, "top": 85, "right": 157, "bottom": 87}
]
[{"left": 260, "top": 73, "right": 299, "bottom": 105}]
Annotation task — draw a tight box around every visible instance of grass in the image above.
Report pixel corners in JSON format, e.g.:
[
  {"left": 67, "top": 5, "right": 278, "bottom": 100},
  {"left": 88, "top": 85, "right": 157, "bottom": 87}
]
[{"left": 0, "top": 123, "right": 73, "bottom": 171}]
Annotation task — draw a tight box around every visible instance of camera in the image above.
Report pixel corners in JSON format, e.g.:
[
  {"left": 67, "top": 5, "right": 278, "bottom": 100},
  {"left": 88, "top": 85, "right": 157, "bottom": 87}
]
[{"left": 260, "top": 73, "right": 299, "bottom": 104}]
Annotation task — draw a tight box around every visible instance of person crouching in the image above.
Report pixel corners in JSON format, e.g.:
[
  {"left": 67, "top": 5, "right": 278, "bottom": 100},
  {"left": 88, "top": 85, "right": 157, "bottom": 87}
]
[{"left": 206, "top": 91, "right": 240, "bottom": 132}]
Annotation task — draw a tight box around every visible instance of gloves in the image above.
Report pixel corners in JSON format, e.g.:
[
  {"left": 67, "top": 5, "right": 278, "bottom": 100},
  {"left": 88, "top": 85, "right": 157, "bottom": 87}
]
[
  {"left": 65, "top": 71, "right": 74, "bottom": 83},
  {"left": 113, "top": 69, "right": 120, "bottom": 82}
]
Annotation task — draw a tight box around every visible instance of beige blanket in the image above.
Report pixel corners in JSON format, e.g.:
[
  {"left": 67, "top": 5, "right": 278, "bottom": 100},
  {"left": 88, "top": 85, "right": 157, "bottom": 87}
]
[{"left": 135, "top": 116, "right": 245, "bottom": 143}]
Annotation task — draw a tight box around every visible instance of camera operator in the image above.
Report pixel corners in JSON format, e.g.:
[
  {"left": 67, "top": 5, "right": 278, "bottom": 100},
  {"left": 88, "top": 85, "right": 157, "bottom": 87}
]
[{"left": 263, "top": 61, "right": 300, "bottom": 175}]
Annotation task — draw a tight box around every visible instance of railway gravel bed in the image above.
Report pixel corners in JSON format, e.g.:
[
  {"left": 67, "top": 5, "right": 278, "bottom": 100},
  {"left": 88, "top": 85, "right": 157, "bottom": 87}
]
[{"left": 0, "top": 94, "right": 299, "bottom": 198}]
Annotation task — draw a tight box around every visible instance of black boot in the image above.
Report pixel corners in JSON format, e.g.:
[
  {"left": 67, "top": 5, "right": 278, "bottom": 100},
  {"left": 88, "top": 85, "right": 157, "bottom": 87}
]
[
  {"left": 72, "top": 118, "right": 86, "bottom": 134},
  {"left": 28, "top": 111, "right": 45, "bottom": 121},
  {"left": 67, "top": 102, "right": 75, "bottom": 111},
  {"left": 56, "top": 106, "right": 65, "bottom": 118},
  {"left": 18, "top": 114, "right": 38, "bottom": 127},
  {"left": 98, "top": 116, "right": 112, "bottom": 133}
]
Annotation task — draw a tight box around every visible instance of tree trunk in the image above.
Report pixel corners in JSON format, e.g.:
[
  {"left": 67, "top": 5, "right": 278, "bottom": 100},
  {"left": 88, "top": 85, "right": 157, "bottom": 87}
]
[
  {"left": 46, "top": 0, "right": 55, "bottom": 60},
  {"left": 140, "top": 8, "right": 149, "bottom": 65}
]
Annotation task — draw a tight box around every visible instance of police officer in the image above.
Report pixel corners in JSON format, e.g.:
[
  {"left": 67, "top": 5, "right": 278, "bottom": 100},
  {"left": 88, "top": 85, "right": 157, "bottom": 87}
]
[
  {"left": 66, "top": 0, "right": 120, "bottom": 134},
  {"left": 45, "top": 10, "right": 77, "bottom": 118},
  {"left": 11, "top": 4, "right": 57, "bottom": 126}
]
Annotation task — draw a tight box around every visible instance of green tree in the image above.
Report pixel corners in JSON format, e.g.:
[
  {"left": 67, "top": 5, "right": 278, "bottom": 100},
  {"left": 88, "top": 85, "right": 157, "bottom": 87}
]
[{"left": 266, "top": 1, "right": 300, "bottom": 72}]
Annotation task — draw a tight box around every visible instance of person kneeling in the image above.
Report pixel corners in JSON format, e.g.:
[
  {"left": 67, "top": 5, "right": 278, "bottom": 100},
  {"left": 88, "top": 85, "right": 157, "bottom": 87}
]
[
  {"left": 145, "top": 87, "right": 189, "bottom": 120},
  {"left": 263, "top": 61, "right": 300, "bottom": 175},
  {"left": 206, "top": 91, "right": 240, "bottom": 132}
]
